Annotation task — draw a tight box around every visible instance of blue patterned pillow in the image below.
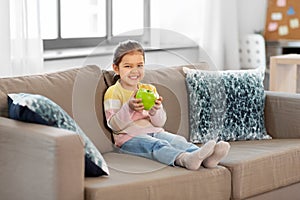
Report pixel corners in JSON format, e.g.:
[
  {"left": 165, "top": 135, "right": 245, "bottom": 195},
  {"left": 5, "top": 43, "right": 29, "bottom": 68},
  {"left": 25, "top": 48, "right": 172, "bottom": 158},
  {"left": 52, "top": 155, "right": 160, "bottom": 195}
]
[
  {"left": 184, "top": 67, "right": 272, "bottom": 143},
  {"left": 7, "top": 93, "right": 109, "bottom": 177}
]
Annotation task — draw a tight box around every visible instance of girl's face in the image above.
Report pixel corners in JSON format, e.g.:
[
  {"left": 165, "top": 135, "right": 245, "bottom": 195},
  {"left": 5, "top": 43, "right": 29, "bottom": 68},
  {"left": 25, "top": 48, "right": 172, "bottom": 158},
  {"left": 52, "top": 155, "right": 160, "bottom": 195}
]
[{"left": 113, "top": 51, "right": 145, "bottom": 90}]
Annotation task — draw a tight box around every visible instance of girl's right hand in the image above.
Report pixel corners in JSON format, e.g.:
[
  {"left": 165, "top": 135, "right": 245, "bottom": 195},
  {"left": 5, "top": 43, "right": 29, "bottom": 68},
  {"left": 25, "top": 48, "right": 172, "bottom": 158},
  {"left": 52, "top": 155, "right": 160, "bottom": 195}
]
[{"left": 128, "top": 89, "right": 144, "bottom": 112}]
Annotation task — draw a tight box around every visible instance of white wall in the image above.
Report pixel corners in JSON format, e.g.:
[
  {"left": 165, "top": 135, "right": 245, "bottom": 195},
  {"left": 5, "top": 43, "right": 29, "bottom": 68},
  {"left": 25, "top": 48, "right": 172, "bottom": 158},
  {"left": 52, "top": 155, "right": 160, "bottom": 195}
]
[
  {"left": 44, "top": 47, "right": 200, "bottom": 73},
  {"left": 237, "top": 0, "right": 268, "bottom": 36}
]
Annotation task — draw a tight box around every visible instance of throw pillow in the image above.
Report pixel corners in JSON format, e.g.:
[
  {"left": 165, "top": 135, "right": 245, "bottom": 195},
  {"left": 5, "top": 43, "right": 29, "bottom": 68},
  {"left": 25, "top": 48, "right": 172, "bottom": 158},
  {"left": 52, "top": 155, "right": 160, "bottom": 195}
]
[
  {"left": 7, "top": 93, "right": 109, "bottom": 177},
  {"left": 184, "top": 67, "right": 272, "bottom": 143}
]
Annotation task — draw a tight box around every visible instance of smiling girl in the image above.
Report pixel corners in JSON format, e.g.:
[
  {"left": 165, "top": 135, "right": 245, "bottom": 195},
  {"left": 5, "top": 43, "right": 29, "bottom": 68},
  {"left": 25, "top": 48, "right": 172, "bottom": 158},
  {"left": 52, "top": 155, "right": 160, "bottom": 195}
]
[{"left": 103, "top": 40, "right": 230, "bottom": 170}]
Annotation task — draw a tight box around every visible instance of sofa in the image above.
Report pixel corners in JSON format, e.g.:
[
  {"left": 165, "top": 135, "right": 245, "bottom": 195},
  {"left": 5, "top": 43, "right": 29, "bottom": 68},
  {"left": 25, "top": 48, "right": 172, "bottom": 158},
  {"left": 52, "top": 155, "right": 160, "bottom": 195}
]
[{"left": 1, "top": 64, "right": 300, "bottom": 200}]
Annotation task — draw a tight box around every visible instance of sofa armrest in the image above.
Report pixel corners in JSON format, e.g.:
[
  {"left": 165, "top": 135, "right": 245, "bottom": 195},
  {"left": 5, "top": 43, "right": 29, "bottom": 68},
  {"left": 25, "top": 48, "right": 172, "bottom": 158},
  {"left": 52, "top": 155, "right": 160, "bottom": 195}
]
[
  {"left": 265, "top": 91, "right": 300, "bottom": 139},
  {"left": 0, "top": 117, "right": 85, "bottom": 200}
]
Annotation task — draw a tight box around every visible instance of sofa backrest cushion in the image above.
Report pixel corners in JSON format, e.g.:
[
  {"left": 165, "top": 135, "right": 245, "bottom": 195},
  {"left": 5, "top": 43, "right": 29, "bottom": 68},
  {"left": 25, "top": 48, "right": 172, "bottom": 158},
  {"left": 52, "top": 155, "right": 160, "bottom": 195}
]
[
  {"left": 71, "top": 66, "right": 114, "bottom": 153},
  {"left": 264, "top": 91, "right": 300, "bottom": 139},
  {"left": 0, "top": 68, "right": 78, "bottom": 118},
  {"left": 0, "top": 66, "right": 114, "bottom": 153},
  {"left": 102, "top": 63, "right": 208, "bottom": 140}
]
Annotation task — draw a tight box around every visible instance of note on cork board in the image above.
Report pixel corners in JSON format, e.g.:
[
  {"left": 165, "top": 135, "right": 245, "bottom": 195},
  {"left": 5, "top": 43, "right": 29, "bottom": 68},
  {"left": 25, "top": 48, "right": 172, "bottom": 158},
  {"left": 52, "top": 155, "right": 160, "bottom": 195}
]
[{"left": 264, "top": 0, "right": 300, "bottom": 41}]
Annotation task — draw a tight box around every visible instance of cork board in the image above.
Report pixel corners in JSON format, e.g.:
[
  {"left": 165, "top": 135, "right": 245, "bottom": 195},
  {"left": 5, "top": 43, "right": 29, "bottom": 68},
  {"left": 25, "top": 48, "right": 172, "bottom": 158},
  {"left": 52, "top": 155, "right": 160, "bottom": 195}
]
[{"left": 264, "top": 0, "right": 300, "bottom": 41}]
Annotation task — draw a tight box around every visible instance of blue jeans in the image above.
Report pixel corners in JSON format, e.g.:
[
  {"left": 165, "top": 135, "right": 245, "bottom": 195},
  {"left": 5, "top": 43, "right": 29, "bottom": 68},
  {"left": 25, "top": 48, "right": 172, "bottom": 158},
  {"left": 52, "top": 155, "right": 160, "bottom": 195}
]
[{"left": 119, "top": 132, "right": 199, "bottom": 166}]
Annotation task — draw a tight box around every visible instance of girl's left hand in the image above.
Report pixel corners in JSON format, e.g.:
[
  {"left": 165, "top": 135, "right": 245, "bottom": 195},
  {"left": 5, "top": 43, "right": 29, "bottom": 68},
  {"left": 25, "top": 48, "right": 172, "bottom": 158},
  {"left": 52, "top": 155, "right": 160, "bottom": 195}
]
[{"left": 148, "top": 96, "right": 163, "bottom": 116}]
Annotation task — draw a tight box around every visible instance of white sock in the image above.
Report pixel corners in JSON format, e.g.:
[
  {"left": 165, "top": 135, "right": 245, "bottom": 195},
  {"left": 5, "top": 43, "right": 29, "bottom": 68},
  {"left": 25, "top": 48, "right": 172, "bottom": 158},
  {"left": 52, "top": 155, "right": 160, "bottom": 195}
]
[
  {"left": 203, "top": 141, "right": 230, "bottom": 168},
  {"left": 175, "top": 140, "right": 216, "bottom": 170}
]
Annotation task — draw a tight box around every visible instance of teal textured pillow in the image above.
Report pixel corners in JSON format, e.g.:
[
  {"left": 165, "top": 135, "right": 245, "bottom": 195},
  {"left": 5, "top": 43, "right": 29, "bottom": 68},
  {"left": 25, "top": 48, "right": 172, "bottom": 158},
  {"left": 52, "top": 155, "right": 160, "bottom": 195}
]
[
  {"left": 8, "top": 93, "right": 109, "bottom": 176},
  {"left": 184, "top": 67, "right": 272, "bottom": 143}
]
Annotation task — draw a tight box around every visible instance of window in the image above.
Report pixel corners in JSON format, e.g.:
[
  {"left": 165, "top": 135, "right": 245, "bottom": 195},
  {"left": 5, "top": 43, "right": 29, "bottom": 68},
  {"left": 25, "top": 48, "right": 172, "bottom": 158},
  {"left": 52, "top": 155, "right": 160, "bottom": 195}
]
[{"left": 40, "top": 0, "right": 150, "bottom": 50}]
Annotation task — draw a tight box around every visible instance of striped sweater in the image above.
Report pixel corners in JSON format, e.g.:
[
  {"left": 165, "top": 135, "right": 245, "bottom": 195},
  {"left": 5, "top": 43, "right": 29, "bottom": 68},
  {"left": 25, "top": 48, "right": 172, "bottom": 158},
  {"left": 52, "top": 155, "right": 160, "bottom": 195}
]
[{"left": 103, "top": 81, "right": 167, "bottom": 147}]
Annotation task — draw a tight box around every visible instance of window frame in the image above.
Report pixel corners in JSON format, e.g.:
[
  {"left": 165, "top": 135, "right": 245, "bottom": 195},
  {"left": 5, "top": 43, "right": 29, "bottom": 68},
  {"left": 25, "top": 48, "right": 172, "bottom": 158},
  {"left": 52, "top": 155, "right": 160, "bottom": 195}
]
[{"left": 43, "top": 0, "right": 150, "bottom": 50}]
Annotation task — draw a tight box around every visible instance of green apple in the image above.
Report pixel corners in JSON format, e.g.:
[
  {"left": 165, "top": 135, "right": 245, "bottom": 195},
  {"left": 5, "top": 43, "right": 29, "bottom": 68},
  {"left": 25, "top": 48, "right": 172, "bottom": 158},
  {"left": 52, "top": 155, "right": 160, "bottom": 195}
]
[{"left": 136, "top": 88, "right": 157, "bottom": 110}]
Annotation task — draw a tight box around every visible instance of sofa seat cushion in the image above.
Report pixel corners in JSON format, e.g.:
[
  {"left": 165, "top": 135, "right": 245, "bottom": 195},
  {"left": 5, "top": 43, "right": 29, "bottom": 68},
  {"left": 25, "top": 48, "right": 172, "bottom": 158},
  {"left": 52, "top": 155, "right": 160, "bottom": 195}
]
[
  {"left": 220, "top": 139, "right": 300, "bottom": 200},
  {"left": 84, "top": 152, "right": 231, "bottom": 200}
]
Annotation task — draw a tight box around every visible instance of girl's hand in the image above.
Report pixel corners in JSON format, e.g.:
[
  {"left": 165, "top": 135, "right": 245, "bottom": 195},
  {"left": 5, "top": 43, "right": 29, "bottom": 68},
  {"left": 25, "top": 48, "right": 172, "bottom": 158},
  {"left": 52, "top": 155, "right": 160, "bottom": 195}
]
[
  {"left": 148, "top": 96, "right": 163, "bottom": 116},
  {"left": 128, "top": 90, "right": 144, "bottom": 112}
]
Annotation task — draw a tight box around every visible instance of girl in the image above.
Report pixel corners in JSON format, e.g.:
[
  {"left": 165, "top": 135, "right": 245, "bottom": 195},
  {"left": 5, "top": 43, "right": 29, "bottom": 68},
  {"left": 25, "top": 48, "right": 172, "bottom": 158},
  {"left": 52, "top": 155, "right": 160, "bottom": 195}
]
[{"left": 104, "top": 40, "right": 230, "bottom": 170}]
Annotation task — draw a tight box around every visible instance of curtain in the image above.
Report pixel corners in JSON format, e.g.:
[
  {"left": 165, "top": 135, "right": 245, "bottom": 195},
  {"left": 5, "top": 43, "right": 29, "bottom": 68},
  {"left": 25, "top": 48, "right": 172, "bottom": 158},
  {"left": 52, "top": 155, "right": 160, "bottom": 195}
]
[
  {"left": 0, "top": 0, "right": 12, "bottom": 77},
  {"left": 199, "top": 0, "right": 240, "bottom": 70},
  {"left": 151, "top": 0, "right": 240, "bottom": 70},
  {"left": 10, "top": 0, "right": 43, "bottom": 76}
]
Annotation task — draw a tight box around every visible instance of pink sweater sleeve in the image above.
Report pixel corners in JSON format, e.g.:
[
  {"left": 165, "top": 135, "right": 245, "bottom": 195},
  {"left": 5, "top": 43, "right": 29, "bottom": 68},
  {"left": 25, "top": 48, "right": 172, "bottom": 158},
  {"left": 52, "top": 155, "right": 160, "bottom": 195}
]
[
  {"left": 149, "top": 106, "right": 167, "bottom": 127},
  {"left": 105, "top": 102, "right": 135, "bottom": 132}
]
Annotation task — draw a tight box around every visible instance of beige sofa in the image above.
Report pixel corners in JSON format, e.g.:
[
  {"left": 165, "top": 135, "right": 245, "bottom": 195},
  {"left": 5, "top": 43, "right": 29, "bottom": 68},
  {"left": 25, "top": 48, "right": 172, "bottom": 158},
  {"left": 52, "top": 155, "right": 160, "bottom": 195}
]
[{"left": 1, "top": 65, "right": 300, "bottom": 200}]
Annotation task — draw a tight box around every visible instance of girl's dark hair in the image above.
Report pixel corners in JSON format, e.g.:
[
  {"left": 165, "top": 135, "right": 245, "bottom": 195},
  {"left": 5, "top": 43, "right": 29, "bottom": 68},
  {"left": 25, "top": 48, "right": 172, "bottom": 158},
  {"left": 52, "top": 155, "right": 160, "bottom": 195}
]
[{"left": 113, "top": 40, "right": 145, "bottom": 66}]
